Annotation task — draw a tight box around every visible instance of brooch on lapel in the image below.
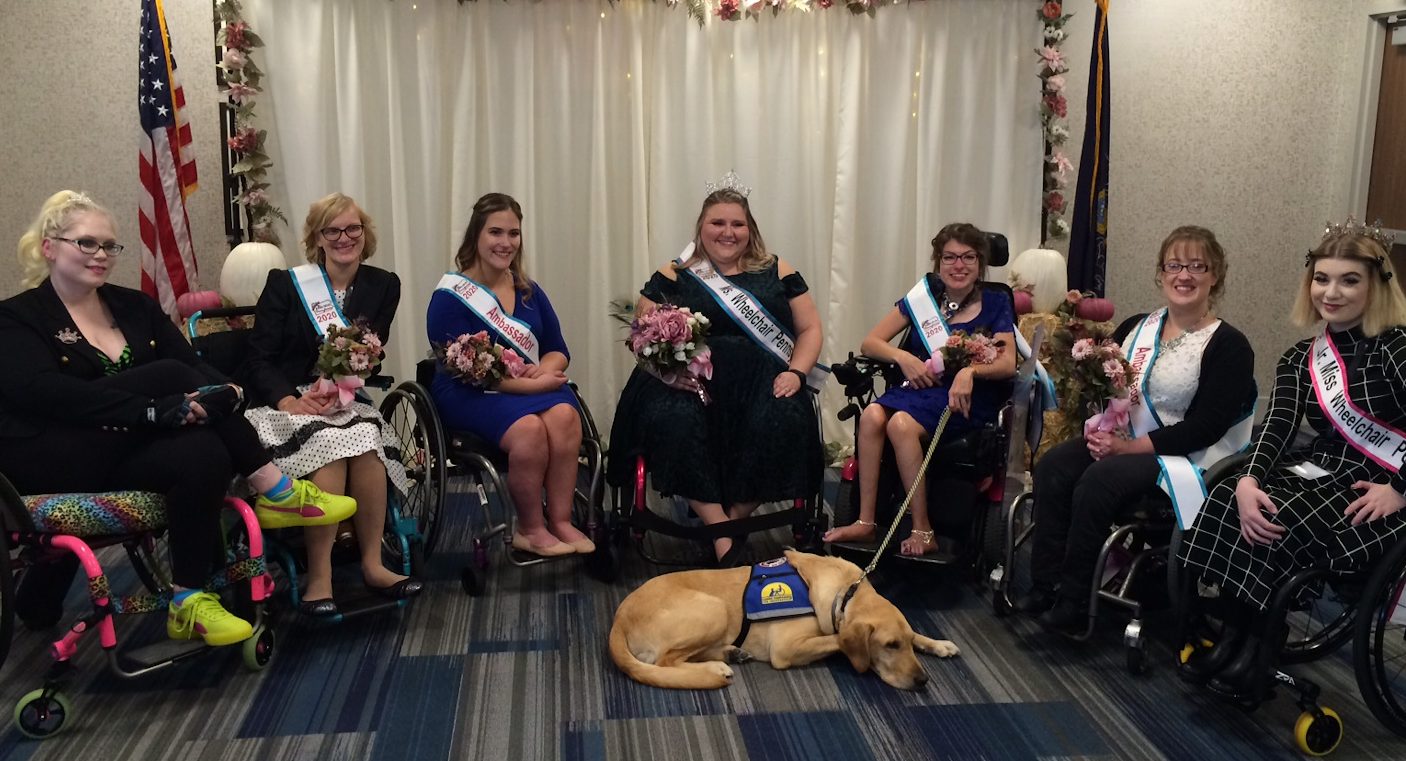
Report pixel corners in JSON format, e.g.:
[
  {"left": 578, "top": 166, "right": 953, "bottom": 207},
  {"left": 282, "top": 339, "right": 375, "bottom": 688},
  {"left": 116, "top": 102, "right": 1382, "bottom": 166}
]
[{"left": 56, "top": 327, "right": 81, "bottom": 344}]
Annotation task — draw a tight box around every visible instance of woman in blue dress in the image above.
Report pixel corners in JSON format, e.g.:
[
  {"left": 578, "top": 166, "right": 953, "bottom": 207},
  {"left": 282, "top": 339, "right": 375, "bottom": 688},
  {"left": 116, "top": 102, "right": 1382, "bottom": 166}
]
[
  {"left": 427, "top": 193, "right": 590, "bottom": 558},
  {"left": 823, "top": 223, "right": 1017, "bottom": 555}
]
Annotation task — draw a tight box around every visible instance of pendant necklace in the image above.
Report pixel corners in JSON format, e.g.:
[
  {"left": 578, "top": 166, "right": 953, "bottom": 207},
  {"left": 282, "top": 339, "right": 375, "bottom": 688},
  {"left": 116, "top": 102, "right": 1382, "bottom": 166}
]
[{"left": 940, "top": 287, "right": 979, "bottom": 321}]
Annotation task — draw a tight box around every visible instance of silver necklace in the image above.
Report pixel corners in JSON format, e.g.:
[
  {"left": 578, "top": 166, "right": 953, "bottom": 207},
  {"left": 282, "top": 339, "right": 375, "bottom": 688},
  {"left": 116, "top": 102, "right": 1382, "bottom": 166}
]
[{"left": 1159, "top": 313, "right": 1211, "bottom": 353}]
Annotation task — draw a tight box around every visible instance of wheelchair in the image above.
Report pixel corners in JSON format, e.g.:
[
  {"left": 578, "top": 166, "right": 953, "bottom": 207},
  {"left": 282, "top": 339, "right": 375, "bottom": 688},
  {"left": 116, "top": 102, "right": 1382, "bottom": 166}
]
[
  {"left": 186, "top": 307, "right": 429, "bottom": 621},
  {"left": 376, "top": 359, "right": 609, "bottom": 597},
  {"left": 826, "top": 235, "right": 1027, "bottom": 576},
  {"left": 0, "top": 472, "right": 275, "bottom": 739},
  {"left": 1171, "top": 455, "right": 1406, "bottom": 754}
]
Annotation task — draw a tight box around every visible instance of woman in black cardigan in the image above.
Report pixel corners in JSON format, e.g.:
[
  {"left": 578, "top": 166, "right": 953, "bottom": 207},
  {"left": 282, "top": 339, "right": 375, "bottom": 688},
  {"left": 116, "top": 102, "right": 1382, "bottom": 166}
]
[
  {"left": 0, "top": 191, "right": 353, "bottom": 643},
  {"left": 240, "top": 193, "right": 420, "bottom": 616},
  {"left": 1020, "top": 226, "right": 1257, "bottom": 634}
]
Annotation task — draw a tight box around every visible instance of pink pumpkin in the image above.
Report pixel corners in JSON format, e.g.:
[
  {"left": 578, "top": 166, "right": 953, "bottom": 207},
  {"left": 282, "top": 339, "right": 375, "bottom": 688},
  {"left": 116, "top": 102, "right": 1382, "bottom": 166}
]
[
  {"left": 176, "top": 290, "right": 223, "bottom": 317},
  {"left": 1075, "top": 296, "right": 1115, "bottom": 322},
  {"left": 1013, "top": 289, "right": 1034, "bottom": 315}
]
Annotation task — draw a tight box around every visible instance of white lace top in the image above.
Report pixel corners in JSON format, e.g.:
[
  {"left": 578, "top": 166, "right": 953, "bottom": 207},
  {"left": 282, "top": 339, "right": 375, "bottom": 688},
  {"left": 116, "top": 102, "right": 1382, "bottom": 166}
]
[{"left": 1145, "top": 320, "right": 1222, "bottom": 426}]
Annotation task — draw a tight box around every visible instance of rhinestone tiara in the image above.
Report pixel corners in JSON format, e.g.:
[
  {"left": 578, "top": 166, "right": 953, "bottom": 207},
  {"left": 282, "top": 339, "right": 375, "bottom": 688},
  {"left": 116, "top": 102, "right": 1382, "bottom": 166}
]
[
  {"left": 1323, "top": 216, "right": 1397, "bottom": 251},
  {"left": 704, "top": 170, "right": 751, "bottom": 198}
]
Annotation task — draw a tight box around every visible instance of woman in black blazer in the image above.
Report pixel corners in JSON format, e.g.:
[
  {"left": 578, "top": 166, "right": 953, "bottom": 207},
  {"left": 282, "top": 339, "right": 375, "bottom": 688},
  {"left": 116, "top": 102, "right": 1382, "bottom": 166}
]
[
  {"left": 240, "top": 193, "right": 420, "bottom": 616},
  {"left": 1019, "top": 226, "right": 1257, "bottom": 635},
  {"left": 0, "top": 191, "right": 354, "bottom": 644}
]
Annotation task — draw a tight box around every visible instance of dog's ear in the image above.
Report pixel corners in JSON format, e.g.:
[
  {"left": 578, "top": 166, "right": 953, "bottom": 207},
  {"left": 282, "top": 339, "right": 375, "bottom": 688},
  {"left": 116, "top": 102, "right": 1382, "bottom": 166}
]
[{"left": 839, "top": 621, "right": 872, "bottom": 673}]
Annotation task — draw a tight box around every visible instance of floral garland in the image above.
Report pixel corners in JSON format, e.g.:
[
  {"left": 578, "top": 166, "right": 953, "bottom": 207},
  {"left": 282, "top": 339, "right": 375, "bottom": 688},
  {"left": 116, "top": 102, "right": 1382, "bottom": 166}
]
[
  {"left": 422, "top": 0, "right": 892, "bottom": 26},
  {"left": 216, "top": 0, "right": 285, "bottom": 243},
  {"left": 1037, "top": 1, "right": 1072, "bottom": 241}
]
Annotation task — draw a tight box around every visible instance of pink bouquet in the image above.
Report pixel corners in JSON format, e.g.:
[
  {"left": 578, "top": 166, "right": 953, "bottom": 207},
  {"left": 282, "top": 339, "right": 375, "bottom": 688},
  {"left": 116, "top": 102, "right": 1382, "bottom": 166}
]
[
  {"left": 627, "top": 304, "right": 713, "bottom": 404},
  {"left": 1068, "top": 336, "right": 1136, "bottom": 437},
  {"left": 311, "top": 322, "right": 384, "bottom": 410},
  {"left": 901, "top": 330, "right": 1002, "bottom": 388},
  {"left": 435, "top": 331, "right": 529, "bottom": 389}
]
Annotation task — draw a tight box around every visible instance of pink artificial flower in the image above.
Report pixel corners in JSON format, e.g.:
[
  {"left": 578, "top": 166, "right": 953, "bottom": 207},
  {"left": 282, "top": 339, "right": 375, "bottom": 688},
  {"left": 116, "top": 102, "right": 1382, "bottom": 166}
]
[
  {"left": 1043, "top": 93, "right": 1068, "bottom": 118},
  {"left": 501, "top": 348, "right": 527, "bottom": 378},
  {"left": 1071, "top": 338, "right": 1095, "bottom": 360},
  {"left": 222, "top": 48, "right": 247, "bottom": 70},
  {"left": 224, "top": 82, "right": 256, "bottom": 105},
  {"left": 1039, "top": 46, "right": 1067, "bottom": 73},
  {"left": 946, "top": 335, "right": 964, "bottom": 348},
  {"left": 334, "top": 336, "right": 349, "bottom": 350},
  {"left": 1043, "top": 74, "right": 1066, "bottom": 93},
  {"left": 658, "top": 309, "right": 691, "bottom": 346},
  {"left": 717, "top": 0, "right": 741, "bottom": 20},
  {"left": 363, "top": 332, "right": 383, "bottom": 355},
  {"left": 242, "top": 188, "right": 268, "bottom": 206},
  {"left": 1102, "top": 357, "right": 1125, "bottom": 382},
  {"left": 225, "top": 21, "right": 249, "bottom": 50},
  {"left": 1041, "top": 2, "right": 1062, "bottom": 21},
  {"left": 348, "top": 351, "right": 370, "bottom": 372},
  {"left": 925, "top": 354, "right": 945, "bottom": 378},
  {"left": 1045, "top": 191, "right": 1066, "bottom": 213},
  {"left": 1083, "top": 396, "right": 1130, "bottom": 438},
  {"left": 816, "top": 0, "right": 833, "bottom": 7}
]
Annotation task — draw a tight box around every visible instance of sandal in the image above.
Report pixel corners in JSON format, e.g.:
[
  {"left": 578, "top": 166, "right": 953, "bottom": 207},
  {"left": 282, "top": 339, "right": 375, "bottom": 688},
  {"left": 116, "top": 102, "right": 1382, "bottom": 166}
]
[
  {"left": 900, "top": 529, "right": 937, "bottom": 556},
  {"left": 823, "top": 519, "right": 876, "bottom": 543}
]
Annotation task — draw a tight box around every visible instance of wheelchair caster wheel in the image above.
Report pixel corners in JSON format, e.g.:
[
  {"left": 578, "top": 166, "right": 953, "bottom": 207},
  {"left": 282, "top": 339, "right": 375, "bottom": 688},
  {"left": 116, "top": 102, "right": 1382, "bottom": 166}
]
[
  {"left": 15, "top": 689, "right": 72, "bottom": 739},
  {"left": 243, "top": 626, "right": 275, "bottom": 671},
  {"left": 1294, "top": 707, "right": 1343, "bottom": 756},
  {"left": 1125, "top": 644, "right": 1148, "bottom": 675},
  {"left": 461, "top": 566, "right": 486, "bottom": 596}
]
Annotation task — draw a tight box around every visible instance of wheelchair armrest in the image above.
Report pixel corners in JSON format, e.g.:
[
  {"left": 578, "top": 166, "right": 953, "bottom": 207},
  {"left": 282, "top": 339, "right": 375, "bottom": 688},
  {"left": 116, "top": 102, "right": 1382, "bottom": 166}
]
[{"left": 364, "top": 374, "right": 394, "bottom": 391}]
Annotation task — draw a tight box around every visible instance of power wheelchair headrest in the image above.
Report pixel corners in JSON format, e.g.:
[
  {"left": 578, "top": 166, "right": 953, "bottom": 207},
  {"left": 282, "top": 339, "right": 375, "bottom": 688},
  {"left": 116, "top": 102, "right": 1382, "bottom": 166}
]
[{"left": 985, "top": 232, "right": 1009, "bottom": 268}]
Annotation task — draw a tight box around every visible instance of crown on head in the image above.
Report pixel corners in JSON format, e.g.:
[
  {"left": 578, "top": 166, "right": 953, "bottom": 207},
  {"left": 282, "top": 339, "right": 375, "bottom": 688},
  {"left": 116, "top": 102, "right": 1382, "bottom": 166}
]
[
  {"left": 704, "top": 170, "right": 752, "bottom": 198},
  {"left": 1323, "top": 216, "right": 1397, "bottom": 251}
]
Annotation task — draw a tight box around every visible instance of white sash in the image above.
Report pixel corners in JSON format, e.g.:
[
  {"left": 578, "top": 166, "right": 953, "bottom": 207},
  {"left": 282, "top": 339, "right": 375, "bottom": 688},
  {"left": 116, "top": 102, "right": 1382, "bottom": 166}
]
[
  {"left": 434, "top": 272, "right": 541, "bottom": 364},
  {"left": 1308, "top": 330, "right": 1406, "bottom": 473},
  {"left": 290, "top": 264, "right": 349, "bottom": 337},
  {"left": 674, "top": 244, "right": 829, "bottom": 390},
  {"left": 1124, "top": 308, "right": 1254, "bottom": 528}
]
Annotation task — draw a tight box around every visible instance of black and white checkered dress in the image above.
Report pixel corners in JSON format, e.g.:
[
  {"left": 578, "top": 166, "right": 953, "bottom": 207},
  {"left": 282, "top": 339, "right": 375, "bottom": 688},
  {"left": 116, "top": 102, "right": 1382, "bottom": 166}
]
[{"left": 1179, "top": 325, "right": 1406, "bottom": 609}]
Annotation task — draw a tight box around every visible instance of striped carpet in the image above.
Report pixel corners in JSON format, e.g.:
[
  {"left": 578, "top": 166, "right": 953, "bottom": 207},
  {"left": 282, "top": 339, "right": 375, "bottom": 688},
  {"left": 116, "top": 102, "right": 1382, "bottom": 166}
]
[{"left": 2, "top": 481, "right": 1403, "bottom": 760}]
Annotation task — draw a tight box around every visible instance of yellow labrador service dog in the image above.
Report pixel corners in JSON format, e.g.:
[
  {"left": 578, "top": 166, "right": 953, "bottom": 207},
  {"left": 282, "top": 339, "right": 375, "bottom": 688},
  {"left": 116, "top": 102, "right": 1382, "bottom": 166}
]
[{"left": 609, "top": 549, "right": 958, "bottom": 690}]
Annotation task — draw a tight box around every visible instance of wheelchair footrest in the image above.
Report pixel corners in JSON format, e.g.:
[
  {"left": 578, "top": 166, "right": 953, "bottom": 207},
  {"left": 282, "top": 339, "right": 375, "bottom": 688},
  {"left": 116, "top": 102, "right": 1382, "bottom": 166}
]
[
  {"left": 327, "top": 586, "right": 408, "bottom": 619},
  {"left": 118, "top": 637, "right": 211, "bottom": 669}
]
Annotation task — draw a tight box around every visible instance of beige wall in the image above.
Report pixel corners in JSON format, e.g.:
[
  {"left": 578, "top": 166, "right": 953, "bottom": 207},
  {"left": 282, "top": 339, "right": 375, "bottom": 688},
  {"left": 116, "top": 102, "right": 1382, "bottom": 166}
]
[
  {"left": 1057, "top": 0, "right": 1401, "bottom": 393},
  {"left": 0, "top": 0, "right": 231, "bottom": 297}
]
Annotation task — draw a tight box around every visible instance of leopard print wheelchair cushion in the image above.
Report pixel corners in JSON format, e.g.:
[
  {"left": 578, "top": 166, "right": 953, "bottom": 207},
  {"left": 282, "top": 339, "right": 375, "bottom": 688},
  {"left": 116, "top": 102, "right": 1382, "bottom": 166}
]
[{"left": 23, "top": 491, "right": 167, "bottom": 536}]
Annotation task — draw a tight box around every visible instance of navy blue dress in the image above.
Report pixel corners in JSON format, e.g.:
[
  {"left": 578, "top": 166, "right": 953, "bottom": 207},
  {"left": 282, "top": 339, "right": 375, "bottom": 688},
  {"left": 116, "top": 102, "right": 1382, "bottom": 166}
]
[
  {"left": 427, "top": 280, "right": 578, "bottom": 445},
  {"left": 874, "top": 281, "right": 1015, "bottom": 438}
]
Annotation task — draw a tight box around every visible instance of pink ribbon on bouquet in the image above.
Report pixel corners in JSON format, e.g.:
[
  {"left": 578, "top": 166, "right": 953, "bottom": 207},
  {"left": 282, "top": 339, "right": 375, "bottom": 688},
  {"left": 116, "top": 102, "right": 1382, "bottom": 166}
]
[
  {"left": 311, "top": 375, "right": 365, "bottom": 411},
  {"left": 900, "top": 355, "right": 945, "bottom": 389},
  {"left": 1084, "top": 396, "right": 1131, "bottom": 438}
]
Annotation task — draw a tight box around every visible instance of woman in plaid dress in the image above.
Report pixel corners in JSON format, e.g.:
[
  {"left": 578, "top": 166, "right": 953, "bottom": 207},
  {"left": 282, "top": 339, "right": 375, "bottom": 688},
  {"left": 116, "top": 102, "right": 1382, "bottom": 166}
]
[{"left": 1178, "top": 228, "right": 1406, "bottom": 698}]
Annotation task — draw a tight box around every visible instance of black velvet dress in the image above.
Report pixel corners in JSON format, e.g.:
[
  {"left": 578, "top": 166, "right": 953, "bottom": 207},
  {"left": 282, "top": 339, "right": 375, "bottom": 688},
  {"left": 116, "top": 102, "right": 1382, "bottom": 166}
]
[{"left": 606, "top": 261, "right": 823, "bottom": 505}]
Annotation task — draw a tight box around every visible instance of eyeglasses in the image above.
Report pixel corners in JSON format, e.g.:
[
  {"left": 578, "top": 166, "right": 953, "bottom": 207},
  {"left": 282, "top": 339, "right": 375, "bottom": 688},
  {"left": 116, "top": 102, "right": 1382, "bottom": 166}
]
[
  {"left": 50, "top": 237, "right": 124, "bottom": 256},
  {"left": 319, "top": 224, "right": 365, "bottom": 241},
  {"left": 940, "top": 253, "right": 980, "bottom": 265},
  {"left": 1160, "top": 261, "right": 1210, "bottom": 274}
]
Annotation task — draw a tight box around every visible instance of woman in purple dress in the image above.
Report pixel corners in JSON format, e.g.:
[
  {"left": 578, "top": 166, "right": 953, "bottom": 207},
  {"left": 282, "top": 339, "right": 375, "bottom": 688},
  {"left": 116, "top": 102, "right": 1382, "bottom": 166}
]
[
  {"left": 426, "top": 193, "right": 590, "bottom": 558},
  {"left": 823, "top": 223, "right": 1016, "bottom": 555}
]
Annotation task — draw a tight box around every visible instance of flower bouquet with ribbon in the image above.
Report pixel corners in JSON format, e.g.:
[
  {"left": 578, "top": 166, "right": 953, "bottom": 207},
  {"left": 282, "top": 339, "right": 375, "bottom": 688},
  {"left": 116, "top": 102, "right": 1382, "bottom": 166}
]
[
  {"left": 311, "top": 322, "right": 384, "bottom": 411},
  {"left": 627, "top": 304, "right": 713, "bottom": 405},
  {"left": 900, "top": 330, "right": 1003, "bottom": 388},
  {"left": 1063, "top": 336, "right": 1136, "bottom": 438},
  {"left": 435, "top": 330, "right": 529, "bottom": 389}
]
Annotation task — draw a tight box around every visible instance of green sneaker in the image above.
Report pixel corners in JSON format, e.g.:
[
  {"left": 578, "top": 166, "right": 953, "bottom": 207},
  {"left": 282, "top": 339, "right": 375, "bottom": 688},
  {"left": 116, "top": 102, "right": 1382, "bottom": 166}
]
[
  {"left": 167, "top": 592, "right": 254, "bottom": 646},
  {"left": 254, "top": 479, "right": 357, "bottom": 529}
]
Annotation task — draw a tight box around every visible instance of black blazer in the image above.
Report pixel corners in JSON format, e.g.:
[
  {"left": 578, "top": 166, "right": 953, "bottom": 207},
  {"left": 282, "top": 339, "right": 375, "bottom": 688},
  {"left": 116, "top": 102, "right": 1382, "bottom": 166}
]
[
  {"left": 0, "top": 280, "right": 224, "bottom": 438},
  {"left": 240, "top": 264, "right": 400, "bottom": 408},
  {"left": 1112, "top": 313, "right": 1257, "bottom": 457}
]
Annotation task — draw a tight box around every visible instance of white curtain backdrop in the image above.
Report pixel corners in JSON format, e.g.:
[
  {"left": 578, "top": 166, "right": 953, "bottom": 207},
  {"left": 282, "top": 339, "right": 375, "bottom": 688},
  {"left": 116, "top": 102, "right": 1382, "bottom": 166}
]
[{"left": 245, "top": 0, "right": 1041, "bottom": 442}]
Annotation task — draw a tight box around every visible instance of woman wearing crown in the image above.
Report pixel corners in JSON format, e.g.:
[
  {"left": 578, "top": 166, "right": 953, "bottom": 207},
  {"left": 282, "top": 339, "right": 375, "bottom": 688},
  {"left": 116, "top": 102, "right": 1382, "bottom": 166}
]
[
  {"left": 1177, "top": 223, "right": 1406, "bottom": 699},
  {"left": 822, "top": 222, "right": 1018, "bottom": 556},
  {"left": 606, "top": 178, "right": 824, "bottom": 566}
]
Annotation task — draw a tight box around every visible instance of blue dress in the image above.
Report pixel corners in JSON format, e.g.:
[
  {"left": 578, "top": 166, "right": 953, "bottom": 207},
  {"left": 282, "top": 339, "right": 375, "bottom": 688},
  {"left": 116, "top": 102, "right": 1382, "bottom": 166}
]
[
  {"left": 874, "top": 281, "right": 1015, "bottom": 439},
  {"left": 426, "top": 280, "right": 578, "bottom": 445}
]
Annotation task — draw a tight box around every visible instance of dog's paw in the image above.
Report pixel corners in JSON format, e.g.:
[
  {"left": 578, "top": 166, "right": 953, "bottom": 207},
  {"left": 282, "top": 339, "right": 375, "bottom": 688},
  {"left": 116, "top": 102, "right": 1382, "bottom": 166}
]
[
  {"left": 916, "top": 636, "right": 960, "bottom": 658},
  {"left": 706, "top": 661, "right": 735, "bottom": 681},
  {"left": 725, "top": 646, "right": 754, "bottom": 664}
]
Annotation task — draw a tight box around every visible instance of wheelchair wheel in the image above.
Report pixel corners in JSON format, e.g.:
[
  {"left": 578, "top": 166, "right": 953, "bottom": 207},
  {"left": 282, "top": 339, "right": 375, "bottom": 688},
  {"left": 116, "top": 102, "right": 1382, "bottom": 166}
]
[
  {"left": 14, "top": 689, "right": 72, "bottom": 739},
  {"left": 1352, "top": 535, "right": 1406, "bottom": 738},
  {"left": 1293, "top": 707, "right": 1343, "bottom": 756},
  {"left": 0, "top": 525, "right": 13, "bottom": 672},
  {"left": 381, "top": 385, "right": 447, "bottom": 559},
  {"left": 833, "top": 476, "right": 858, "bottom": 529},
  {"left": 1280, "top": 584, "right": 1357, "bottom": 665},
  {"left": 242, "top": 625, "right": 276, "bottom": 671}
]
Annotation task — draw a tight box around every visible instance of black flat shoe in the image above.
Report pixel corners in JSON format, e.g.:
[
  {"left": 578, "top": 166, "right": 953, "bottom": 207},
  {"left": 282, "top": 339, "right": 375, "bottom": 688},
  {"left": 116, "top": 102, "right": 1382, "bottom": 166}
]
[
  {"left": 367, "top": 577, "right": 423, "bottom": 600},
  {"left": 1013, "top": 587, "right": 1058, "bottom": 616},
  {"left": 1207, "top": 640, "right": 1262, "bottom": 699},
  {"left": 299, "top": 598, "right": 339, "bottom": 617},
  {"left": 1038, "top": 598, "right": 1088, "bottom": 637}
]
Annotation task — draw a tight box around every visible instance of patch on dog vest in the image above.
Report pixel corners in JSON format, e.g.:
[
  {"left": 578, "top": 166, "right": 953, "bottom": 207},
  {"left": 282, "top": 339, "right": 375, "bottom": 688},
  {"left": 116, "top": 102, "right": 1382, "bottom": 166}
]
[{"left": 743, "top": 558, "right": 814, "bottom": 621}]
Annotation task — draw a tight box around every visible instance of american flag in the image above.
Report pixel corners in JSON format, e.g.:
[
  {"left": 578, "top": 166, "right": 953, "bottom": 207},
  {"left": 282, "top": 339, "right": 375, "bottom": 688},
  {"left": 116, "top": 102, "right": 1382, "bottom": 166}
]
[{"left": 138, "top": 0, "right": 199, "bottom": 317}]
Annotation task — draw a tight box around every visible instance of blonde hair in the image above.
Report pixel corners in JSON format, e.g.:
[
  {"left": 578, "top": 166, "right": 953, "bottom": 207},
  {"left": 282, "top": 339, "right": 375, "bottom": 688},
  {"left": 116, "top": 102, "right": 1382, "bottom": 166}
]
[
  {"left": 679, "top": 189, "right": 774, "bottom": 274},
  {"left": 16, "top": 191, "right": 113, "bottom": 289},
  {"left": 1293, "top": 233, "right": 1406, "bottom": 337},
  {"left": 301, "top": 193, "right": 378, "bottom": 264}
]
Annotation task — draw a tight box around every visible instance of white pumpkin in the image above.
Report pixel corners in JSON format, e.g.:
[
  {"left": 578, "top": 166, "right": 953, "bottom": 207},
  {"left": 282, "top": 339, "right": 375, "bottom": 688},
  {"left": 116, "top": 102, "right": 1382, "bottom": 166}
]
[
  {"left": 1008, "top": 248, "right": 1068, "bottom": 314},
  {"left": 220, "top": 241, "right": 288, "bottom": 306}
]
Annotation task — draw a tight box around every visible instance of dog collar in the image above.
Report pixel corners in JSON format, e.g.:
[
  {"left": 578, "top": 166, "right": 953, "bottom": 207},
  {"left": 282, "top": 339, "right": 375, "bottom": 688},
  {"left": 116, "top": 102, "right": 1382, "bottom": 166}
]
[{"left": 831, "top": 579, "right": 861, "bottom": 632}]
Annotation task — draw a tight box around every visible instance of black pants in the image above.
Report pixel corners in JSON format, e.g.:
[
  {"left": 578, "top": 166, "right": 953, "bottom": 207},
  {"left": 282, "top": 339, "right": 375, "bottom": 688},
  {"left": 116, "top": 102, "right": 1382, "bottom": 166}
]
[
  {"left": 0, "top": 360, "right": 272, "bottom": 597},
  {"left": 1029, "top": 436, "right": 1161, "bottom": 601}
]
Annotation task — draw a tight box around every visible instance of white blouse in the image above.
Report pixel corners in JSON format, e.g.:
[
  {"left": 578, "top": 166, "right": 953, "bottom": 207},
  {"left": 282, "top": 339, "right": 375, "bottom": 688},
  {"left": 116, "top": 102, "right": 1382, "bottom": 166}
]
[{"left": 1145, "top": 320, "right": 1222, "bottom": 425}]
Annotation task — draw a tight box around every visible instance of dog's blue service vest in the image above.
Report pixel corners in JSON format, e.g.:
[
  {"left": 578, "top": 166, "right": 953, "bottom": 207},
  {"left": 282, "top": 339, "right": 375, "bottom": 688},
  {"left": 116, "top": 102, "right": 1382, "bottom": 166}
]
[{"left": 734, "top": 558, "right": 814, "bottom": 647}]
